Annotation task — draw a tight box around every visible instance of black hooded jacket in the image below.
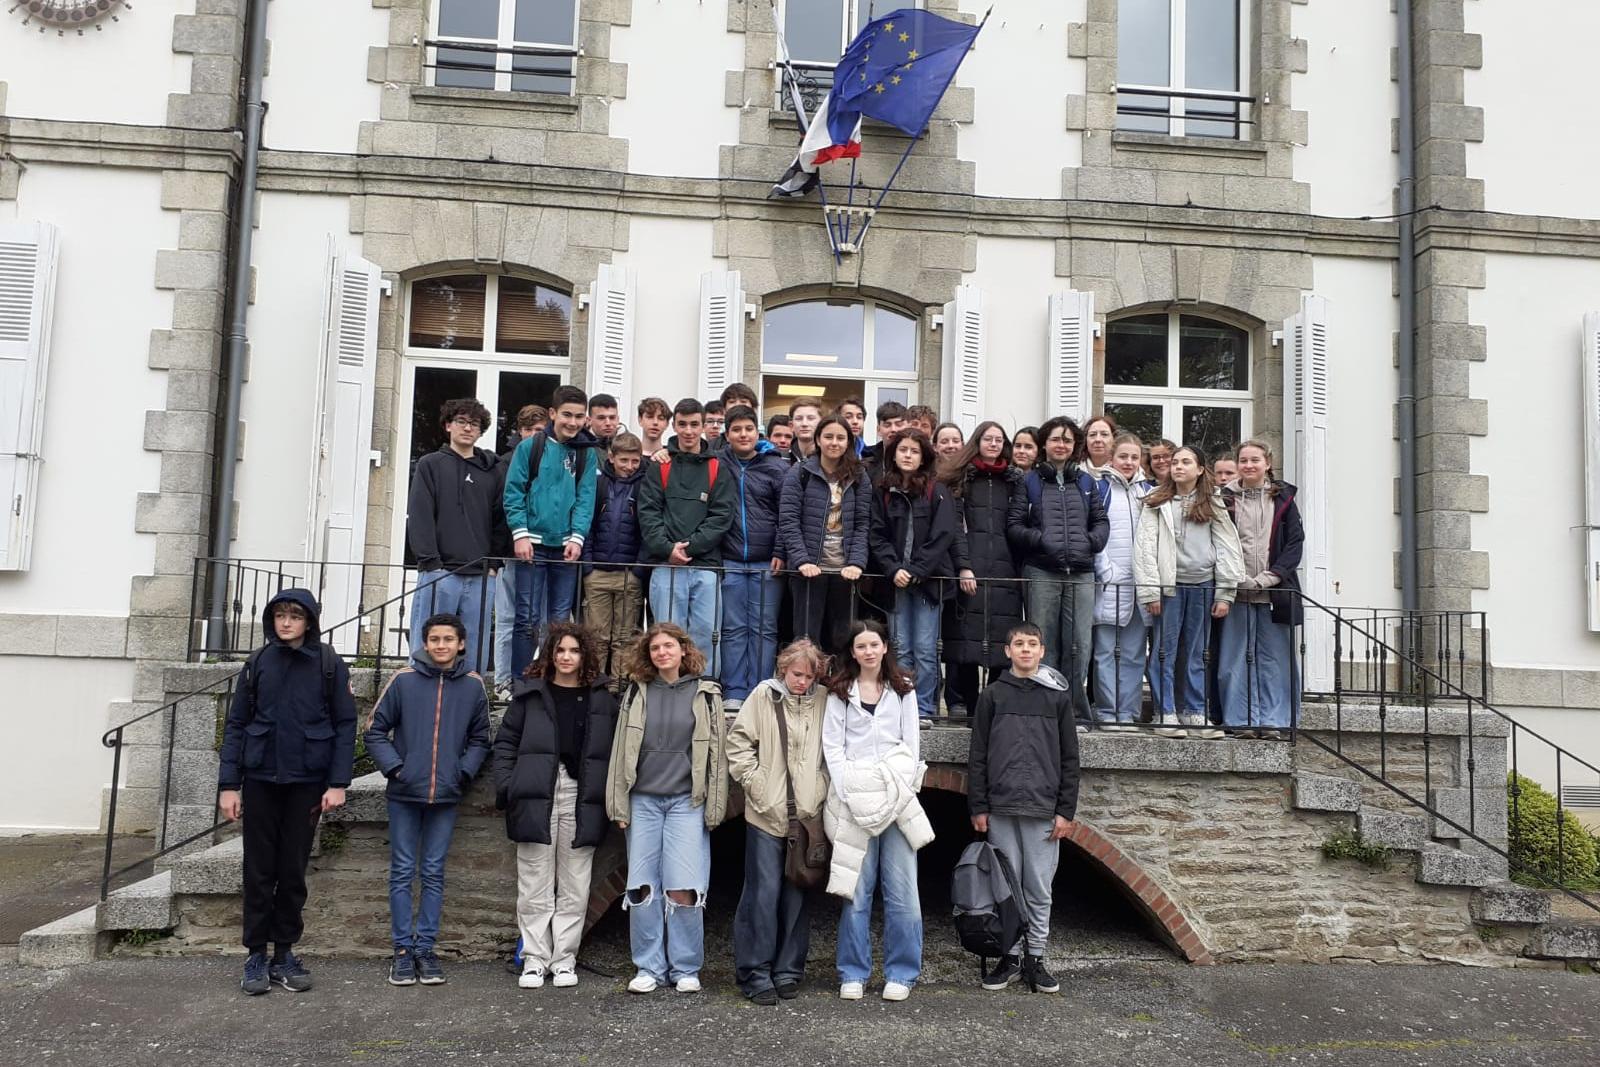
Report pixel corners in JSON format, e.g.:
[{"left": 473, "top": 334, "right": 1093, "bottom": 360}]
[
  {"left": 407, "top": 444, "right": 503, "bottom": 575},
  {"left": 217, "top": 589, "right": 358, "bottom": 791},
  {"left": 967, "top": 670, "right": 1080, "bottom": 821}
]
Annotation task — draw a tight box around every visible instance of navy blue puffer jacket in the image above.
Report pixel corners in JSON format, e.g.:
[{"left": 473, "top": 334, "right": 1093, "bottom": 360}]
[{"left": 723, "top": 442, "right": 791, "bottom": 563}]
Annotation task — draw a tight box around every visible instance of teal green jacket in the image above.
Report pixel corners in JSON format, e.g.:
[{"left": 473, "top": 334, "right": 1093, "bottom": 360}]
[{"left": 502, "top": 430, "right": 601, "bottom": 548}]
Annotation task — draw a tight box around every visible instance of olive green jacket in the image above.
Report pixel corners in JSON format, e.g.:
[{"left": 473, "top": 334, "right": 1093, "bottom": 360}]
[{"left": 605, "top": 676, "right": 729, "bottom": 829}]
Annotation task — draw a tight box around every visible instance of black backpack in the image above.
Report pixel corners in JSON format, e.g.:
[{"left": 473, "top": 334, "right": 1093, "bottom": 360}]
[
  {"left": 951, "top": 838, "right": 1028, "bottom": 985},
  {"left": 243, "top": 642, "right": 340, "bottom": 721}
]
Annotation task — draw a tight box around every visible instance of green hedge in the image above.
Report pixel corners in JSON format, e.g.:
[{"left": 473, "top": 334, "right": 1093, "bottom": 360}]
[{"left": 1508, "top": 772, "right": 1599, "bottom": 888}]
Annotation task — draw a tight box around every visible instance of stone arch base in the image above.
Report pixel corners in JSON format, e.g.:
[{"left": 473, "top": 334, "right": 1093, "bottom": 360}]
[{"left": 582, "top": 767, "right": 1212, "bottom": 965}]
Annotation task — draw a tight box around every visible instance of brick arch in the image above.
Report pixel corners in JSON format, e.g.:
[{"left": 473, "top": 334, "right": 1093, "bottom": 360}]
[{"left": 584, "top": 769, "right": 1212, "bottom": 965}]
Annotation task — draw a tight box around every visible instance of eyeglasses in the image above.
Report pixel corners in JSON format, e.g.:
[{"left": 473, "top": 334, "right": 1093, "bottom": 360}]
[{"left": 448, "top": 417, "right": 483, "bottom": 430}]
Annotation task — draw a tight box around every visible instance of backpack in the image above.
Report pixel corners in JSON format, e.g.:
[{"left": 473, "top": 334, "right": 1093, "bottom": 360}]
[
  {"left": 522, "top": 431, "right": 590, "bottom": 503},
  {"left": 951, "top": 838, "right": 1029, "bottom": 986},
  {"left": 242, "top": 642, "right": 339, "bottom": 723},
  {"left": 657, "top": 456, "right": 719, "bottom": 491}
]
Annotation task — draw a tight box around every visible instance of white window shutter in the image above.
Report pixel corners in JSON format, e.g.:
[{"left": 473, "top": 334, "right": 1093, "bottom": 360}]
[
  {"left": 1046, "top": 289, "right": 1094, "bottom": 421},
  {"left": 939, "top": 285, "right": 985, "bottom": 435},
  {"left": 1583, "top": 313, "right": 1600, "bottom": 630},
  {"left": 0, "top": 221, "right": 60, "bottom": 572},
  {"left": 1283, "top": 293, "right": 1333, "bottom": 689},
  {"left": 586, "top": 264, "right": 635, "bottom": 421},
  {"left": 697, "top": 270, "right": 744, "bottom": 402},
  {"left": 308, "top": 245, "right": 381, "bottom": 651}
]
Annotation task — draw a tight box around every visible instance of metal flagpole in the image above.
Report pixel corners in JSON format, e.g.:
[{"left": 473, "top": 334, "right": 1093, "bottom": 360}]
[
  {"left": 771, "top": 1, "right": 843, "bottom": 262},
  {"left": 840, "top": 2, "right": 878, "bottom": 251}
]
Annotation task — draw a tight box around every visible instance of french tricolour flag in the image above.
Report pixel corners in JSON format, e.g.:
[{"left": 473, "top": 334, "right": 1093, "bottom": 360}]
[{"left": 769, "top": 93, "right": 863, "bottom": 199}]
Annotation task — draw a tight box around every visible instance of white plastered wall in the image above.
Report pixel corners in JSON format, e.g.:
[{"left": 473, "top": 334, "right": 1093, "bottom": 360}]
[
  {"left": 1290, "top": 0, "right": 1396, "bottom": 218},
  {"left": 0, "top": 658, "right": 131, "bottom": 831},
  {"left": 963, "top": 235, "right": 1055, "bottom": 432},
  {"left": 260, "top": 0, "right": 385, "bottom": 154},
  {"left": 614, "top": 216, "right": 720, "bottom": 409}
]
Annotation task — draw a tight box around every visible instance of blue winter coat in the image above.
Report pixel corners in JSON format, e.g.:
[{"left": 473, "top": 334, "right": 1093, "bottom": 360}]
[
  {"left": 778, "top": 454, "right": 872, "bottom": 569},
  {"left": 217, "top": 589, "right": 358, "bottom": 791},
  {"left": 363, "top": 651, "right": 491, "bottom": 805},
  {"left": 583, "top": 462, "right": 646, "bottom": 577},
  {"left": 722, "top": 442, "right": 790, "bottom": 564}
]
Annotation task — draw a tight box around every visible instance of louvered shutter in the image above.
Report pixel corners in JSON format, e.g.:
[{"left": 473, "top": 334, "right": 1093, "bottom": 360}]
[
  {"left": 1583, "top": 313, "right": 1600, "bottom": 630},
  {"left": 1047, "top": 289, "right": 1094, "bottom": 420},
  {"left": 0, "top": 221, "right": 60, "bottom": 572},
  {"left": 697, "top": 270, "right": 744, "bottom": 401},
  {"left": 1283, "top": 293, "right": 1333, "bottom": 688},
  {"left": 586, "top": 264, "right": 635, "bottom": 421},
  {"left": 939, "top": 285, "right": 985, "bottom": 434},
  {"left": 308, "top": 246, "right": 381, "bottom": 651}
]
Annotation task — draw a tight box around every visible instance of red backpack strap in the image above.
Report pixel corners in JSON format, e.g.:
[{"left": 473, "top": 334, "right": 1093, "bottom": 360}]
[
  {"left": 658, "top": 459, "right": 671, "bottom": 489},
  {"left": 707, "top": 458, "right": 719, "bottom": 487}
]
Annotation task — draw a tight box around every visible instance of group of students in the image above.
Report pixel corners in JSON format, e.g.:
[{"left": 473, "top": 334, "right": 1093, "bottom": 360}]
[
  {"left": 217, "top": 586, "right": 1079, "bottom": 1003},
  {"left": 404, "top": 381, "right": 1306, "bottom": 739}
]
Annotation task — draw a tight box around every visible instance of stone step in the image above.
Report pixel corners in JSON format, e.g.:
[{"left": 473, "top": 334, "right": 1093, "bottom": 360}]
[
  {"left": 1527, "top": 922, "right": 1600, "bottom": 962},
  {"left": 1292, "top": 772, "right": 1362, "bottom": 813},
  {"left": 1357, "top": 806, "right": 1431, "bottom": 852},
  {"left": 1416, "top": 843, "right": 1494, "bottom": 887},
  {"left": 96, "top": 870, "right": 176, "bottom": 932},
  {"left": 18, "top": 905, "right": 103, "bottom": 968},
  {"left": 170, "top": 836, "right": 243, "bottom": 896},
  {"left": 1471, "top": 881, "right": 1552, "bottom": 926}
]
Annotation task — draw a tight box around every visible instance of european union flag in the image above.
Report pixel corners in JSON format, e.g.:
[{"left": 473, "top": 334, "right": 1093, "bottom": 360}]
[{"left": 830, "top": 8, "right": 981, "bottom": 137}]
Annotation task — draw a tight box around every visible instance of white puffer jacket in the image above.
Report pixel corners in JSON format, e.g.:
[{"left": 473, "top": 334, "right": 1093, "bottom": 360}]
[
  {"left": 1093, "top": 468, "right": 1155, "bottom": 626},
  {"left": 822, "top": 743, "right": 933, "bottom": 900}
]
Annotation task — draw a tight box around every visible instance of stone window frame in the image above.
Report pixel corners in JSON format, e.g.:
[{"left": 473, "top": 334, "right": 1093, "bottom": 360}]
[
  {"left": 424, "top": 0, "right": 581, "bottom": 97},
  {"left": 1112, "top": 0, "right": 1255, "bottom": 142},
  {"left": 757, "top": 287, "right": 929, "bottom": 414}
]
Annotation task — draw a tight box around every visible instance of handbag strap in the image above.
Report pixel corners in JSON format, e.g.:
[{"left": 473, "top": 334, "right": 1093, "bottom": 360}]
[{"left": 772, "top": 689, "right": 798, "bottom": 822}]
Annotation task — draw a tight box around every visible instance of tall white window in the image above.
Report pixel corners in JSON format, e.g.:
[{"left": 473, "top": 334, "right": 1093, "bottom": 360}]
[
  {"left": 760, "top": 298, "right": 919, "bottom": 441},
  {"left": 1101, "top": 310, "right": 1252, "bottom": 462},
  {"left": 1116, "top": 0, "right": 1250, "bottom": 139},
  {"left": 428, "top": 0, "right": 579, "bottom": 95}
]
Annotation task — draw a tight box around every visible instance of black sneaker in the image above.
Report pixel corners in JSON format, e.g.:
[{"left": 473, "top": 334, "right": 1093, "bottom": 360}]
[
  {"left": 416, "top": 951, "right": 446, "bottom": 985},
  {"left": 389, "top": 950, "right": 417, "bottom": 987},
  {"left": 746, "top": 987, "right": 779, "bottom": 1006},
  {"left": 774, "top": 981, "right": 800, "bottom": 1000},
  {"left": 270, "top": 951, "right": 313, "bottom": 992},
  {"left": 241, "top": 951, "right": 270, "bottom": 996},
  {"left": 981, "top": 955, "right": 1022, "bottom": 991},
  {"left": 1025, "top": 955, "right": 1060, "bottom": 994}
]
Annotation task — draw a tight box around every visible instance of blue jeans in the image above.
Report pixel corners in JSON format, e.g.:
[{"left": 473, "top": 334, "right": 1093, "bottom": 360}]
[
  {"left": 1216, "top": 602, "right": 1299, "bottom": 729},
  {"left": 1024, "top": 566, "right": 1094, "bottom": 722},
  {"left": 890, "top": 591, "right": 942, "bottom": 717},
  {"left": 493, "top": 564, "right": 518, "bottom": 688},
  {"left": 733, "top": 824, "right": 810, "bottom": 996},
  {"left": 1093, "top": 614, "right": 1148, "bottom": 723},
  {"left": 386, "top": 798, "right": 459, "bottom": 953},
  {"left": 648, "top": 567, "right": 719, "bottom": 672},
  {"left": 624, "top": 792, "right": 711, "bottom": 982},
  {"left": 837, "top": 824, "right": 922, "bottom": 986},
  {"left": 513, "top": 548, "right": 579, "bottom": 678},
  {"left": 721, "top": 561, "right": 781, "bottom": 702},
  {"left": 1154, "top": 582, "right": 1214, "bottom": 717},
  {"left": 410, "top": 570, "right": 492, "bottom": 674}
]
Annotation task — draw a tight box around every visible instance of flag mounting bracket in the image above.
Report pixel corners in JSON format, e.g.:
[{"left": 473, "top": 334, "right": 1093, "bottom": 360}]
[{"left": 824, "top": 205, "right": 876, "bottom": 254}]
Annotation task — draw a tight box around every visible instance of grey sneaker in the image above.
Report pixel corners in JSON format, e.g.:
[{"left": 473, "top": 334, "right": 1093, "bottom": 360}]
[
  {"left": 269, "top": 951, "right": 312, "bottom": 992},
  {"left": 388, "top": 950, "right": 417, "bottom": 987},
  {"left": 241, "top": 951, "right": 270, "bottom": 996},
  {"left": 415, "top": 951, "right": 446, "bottom": 985},
  {"left": 1153, "top": 714, "right": 1187, "bottom": 738}
]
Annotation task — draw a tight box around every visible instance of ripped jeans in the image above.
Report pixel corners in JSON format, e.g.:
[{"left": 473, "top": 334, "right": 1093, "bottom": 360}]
[{"left": 624, "top": 791, "right": 711, "bottom": 983}]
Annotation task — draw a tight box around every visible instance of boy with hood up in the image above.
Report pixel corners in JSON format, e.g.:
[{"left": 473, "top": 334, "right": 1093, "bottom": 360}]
[{"left": 217, "top": 589, "right": 358, "bottom": 996}]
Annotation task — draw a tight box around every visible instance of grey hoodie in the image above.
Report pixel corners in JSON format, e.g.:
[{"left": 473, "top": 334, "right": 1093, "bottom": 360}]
[{"left": 634, "top": 674, "right": 701, "bottom": 795}]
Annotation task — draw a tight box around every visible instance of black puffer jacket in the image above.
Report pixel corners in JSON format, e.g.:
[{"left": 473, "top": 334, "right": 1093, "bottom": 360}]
[
  {"left": 945, "top": 464, "right": 1026, "bottom": 666},
  {"left": 491, "top": 677, "right": 619, "bottom": 847},
  {"left": 1006, "top": 462, "right": 1109, "bottom": 574}
]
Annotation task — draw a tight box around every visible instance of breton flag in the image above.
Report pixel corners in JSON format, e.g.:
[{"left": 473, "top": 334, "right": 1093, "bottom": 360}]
[{"left": 770, "top": 9, "right": 982, "bottom": 200}]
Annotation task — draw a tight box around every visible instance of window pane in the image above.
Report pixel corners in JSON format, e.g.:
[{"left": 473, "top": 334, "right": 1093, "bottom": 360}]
[
  {"left": 872, "top": 306, "right": 917, "bottom": 373},
  {"left": 496, "top": 279, "right": 572, "bottom": 356},
  {"left": 494, "top": 370, "right": 563, "bottom": 454},
  {"left": 435, "top": 46, "right": 496, "bottom": 90},
  {"left": 1103, "top": 403, "right": 1164, "bottom": 446},
  {"left": 1185, "top": 0, "right": 1238, "bottom": 91},
  {"left": 511, "top": 54, "right": 574, "bottom": 93},
  {"left": 438, "top": 0, "right": 499, "bottom": 39},
  {"left": 1116, "top": 90, "right": 1171, "bottom": 134},
  {"left": 1177, "top": 315, "right": 1248, "bottom": 390},
  {"left": 786, "top": 0, "right": 847, "bottom": 63},
  {"left": 1105, "top": 314, "right": 1169, "bottom": 387},
  {"left": 1181, "top": 405, "right": 1242, "bottom": 463},
  {"left": 515, "top": 0, "right": 576, "bottom": 43},
  {"left": 1117, "top": 0, "right": 1171, "bottom": 85},
  {"left": 762, "top": 300, "right": 865, "bottom": 370},
  {"left": 409, "top": 276, "right": 487, "bottom": 350}
]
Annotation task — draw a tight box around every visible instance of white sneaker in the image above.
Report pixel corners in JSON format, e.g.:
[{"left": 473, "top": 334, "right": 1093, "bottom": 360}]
[
  {"left": 551, "top": 967, "right": 577, "bottom": 988},
  {"left": 881, "top": 981, "right": 911, "bottom": 1002},
  {"left": 517, "top": 963, "right": 545, "bottom": 989},
  {"left": 1100, "top": 722, "right": 1136, "bottom": 733},
  {"left": 1153, "top": 714, "right": 1187, "bottom": 738},
  {"left": 675, "top": 975, "right": 702, "bottom": 993},
  {"left": 839, "top": 981, "right": 864, "bottom": 1000},
  {"left": 627, "top": 972, "right": 658, "bottom": 994},
  {"left": 723, "top": 698, "right": 742, "bottom": 711},
  {"left": 1180, "top": 714, "right": 1224, "bottom": 740},
  {"left": 1075, "top": 723, "right": 1089, "bottom": 734}
]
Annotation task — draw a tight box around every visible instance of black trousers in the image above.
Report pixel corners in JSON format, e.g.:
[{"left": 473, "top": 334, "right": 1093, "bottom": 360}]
[
  {"left": 789, "top": 574, "right": 859, "bottom": 657},
  {"left": 240, "top": 779, "right": 324, "bottom": 952}
]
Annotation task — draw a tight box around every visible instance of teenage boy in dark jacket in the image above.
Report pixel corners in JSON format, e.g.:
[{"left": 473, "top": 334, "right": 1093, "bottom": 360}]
[
  {"left": 582, "top": 431, "right": 647, "bottom": 681},
  {"left": 364, "top": 612, "right": 491, "bottom": 987},
  {"left": 217, "top": 588, "right": 357, "bottom": 996},
  {"left": 967, "top": 621, "right": 1079, "bottom": 995},
  {"left": 407, "top": 398, "right": 502, "bottom": 674},
  {"left": 637, "top": 397, "right": 735, "bottom": 663},
  {"left": 719, "top": 405, "right": 789, "bottom": 706}
]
